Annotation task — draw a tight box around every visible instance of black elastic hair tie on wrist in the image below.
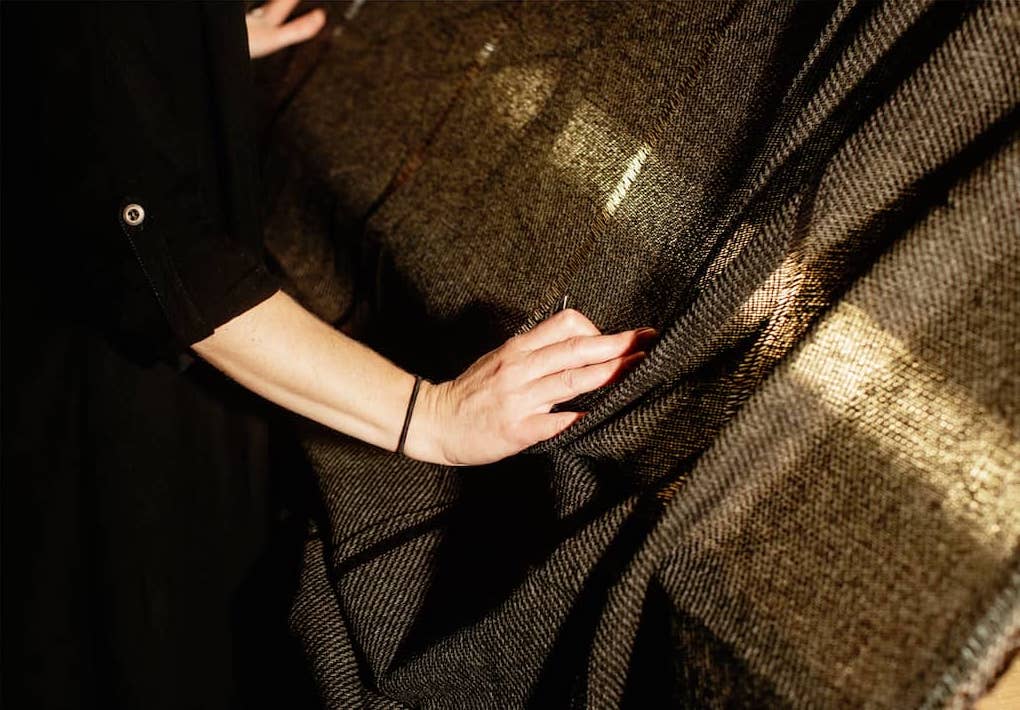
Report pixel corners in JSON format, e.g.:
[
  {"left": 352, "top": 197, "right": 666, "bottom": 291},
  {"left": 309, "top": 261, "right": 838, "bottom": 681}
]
[{"left": 396, "top": 375, "right": 423, "bottom": 456}]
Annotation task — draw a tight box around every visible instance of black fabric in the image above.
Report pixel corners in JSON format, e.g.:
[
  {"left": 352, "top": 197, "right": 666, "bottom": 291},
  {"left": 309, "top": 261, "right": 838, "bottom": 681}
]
[
  {"left": 1, "top": 3, "right": 307, "bottom": 708},
  {"left": 3, "top": 1, "right": 278, "bottom": 358},
  {"left": 257, "top": 1, "right": 1020, "bottom": 707}
]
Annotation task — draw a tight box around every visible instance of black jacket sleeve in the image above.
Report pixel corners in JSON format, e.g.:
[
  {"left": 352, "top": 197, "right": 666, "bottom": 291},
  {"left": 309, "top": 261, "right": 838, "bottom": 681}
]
[
  {"left": 5, "top": 2, "right": 278, "bottom": 363},
  {"left": 93, "top": 2, "right": 279, "bottom": 348}
]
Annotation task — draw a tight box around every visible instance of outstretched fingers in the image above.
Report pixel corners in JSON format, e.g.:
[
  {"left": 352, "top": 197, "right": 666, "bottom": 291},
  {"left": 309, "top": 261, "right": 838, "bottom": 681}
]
[
  {"left": 526, "top": 327, "right": 655, "bottom": 379},
  {"left": 529, "top": 351, "right": 645, "bottom": 407}
]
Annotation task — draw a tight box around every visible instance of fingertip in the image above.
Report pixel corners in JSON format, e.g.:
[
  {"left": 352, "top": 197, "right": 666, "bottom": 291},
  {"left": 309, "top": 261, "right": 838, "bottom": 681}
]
[
  {"left": 623, "top": 327, "right": 657, "bottom": 351},
  {"left": 305, "top": 8, "right": 328, "bottom": 33},
  {"left": 557, "top": 308, "right": 599, "bottom": 334},
  {"left": 609, "top": 350, "right": 645, "bottom": 379},
  {"left": 554, "top": 408, "right": 584, "bottom": 425}
]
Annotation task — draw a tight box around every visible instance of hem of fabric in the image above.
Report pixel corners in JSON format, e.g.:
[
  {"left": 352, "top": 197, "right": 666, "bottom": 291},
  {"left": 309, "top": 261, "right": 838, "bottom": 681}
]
[{"left": 921, "top": 565, "right": 1020, "bottom": 710}]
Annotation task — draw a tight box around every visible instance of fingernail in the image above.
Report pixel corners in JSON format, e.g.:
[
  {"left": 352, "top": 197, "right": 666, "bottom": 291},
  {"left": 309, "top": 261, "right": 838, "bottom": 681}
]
[{"left": 636, "top": 327, "right": 658, "bottom": 337}]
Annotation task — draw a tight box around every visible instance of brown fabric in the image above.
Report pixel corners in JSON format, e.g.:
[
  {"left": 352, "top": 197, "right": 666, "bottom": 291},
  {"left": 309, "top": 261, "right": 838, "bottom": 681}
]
[{"left": 257, "top": 1, "right": 1020, "bottom": 707}]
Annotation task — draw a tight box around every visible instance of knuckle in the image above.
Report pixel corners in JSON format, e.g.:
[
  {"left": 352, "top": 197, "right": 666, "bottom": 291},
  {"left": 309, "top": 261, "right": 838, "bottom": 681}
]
[
  {"left": 567, "top": 335, "right": 587, "bottom": 354},
  {"left": 488, "top": 357, "right": 505, "bottom": 377},
  {"left": 560, "top": 369, "right": 578, "bottom": 392},
  {"left": 492, "top": 361, "right": 515, "bottom": 389},
  {"left": 502, "top": 362, "right": 527, "bottom": 391}
]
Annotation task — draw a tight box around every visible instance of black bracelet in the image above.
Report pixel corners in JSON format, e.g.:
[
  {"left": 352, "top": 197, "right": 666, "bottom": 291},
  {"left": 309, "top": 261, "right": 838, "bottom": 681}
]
[{"left": 396, "top": 375, "right": 423, "bottom": 456}]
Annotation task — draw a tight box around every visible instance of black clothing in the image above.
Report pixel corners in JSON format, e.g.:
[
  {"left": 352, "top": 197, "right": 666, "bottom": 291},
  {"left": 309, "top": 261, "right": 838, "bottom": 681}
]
[
  {"left": 5, "top": 1, "right": 278, "bottom": 357},
  {"left": 2, "top": 3, "right": 300, "bottom": 708}
]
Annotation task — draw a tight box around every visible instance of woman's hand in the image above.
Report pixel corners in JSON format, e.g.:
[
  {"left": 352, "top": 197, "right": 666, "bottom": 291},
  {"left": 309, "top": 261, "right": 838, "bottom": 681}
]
[
  {"left": 246, "top": 0, "right": 326, "bottom": 60},
  {"left": 407, "top": 309, "right": 655, "bottom": 466}
]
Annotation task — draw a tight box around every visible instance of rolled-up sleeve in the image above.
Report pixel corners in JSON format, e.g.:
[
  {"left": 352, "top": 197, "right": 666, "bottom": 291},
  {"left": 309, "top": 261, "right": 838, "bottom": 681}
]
[{"left": 94, "top": 2, "right": 278, "bottom": 347}]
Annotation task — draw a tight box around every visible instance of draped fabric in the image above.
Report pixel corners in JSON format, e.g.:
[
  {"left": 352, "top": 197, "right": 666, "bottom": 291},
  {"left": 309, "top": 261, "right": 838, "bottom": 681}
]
[{"left": 256, "top": 1, "right": 1019, "bottom": 707}]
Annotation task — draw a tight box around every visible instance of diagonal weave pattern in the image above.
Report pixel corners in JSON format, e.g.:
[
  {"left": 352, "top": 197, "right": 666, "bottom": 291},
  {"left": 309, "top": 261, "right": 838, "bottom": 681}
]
[{"left": 258, "top": 1, "right": 1020, "bottom": 707}]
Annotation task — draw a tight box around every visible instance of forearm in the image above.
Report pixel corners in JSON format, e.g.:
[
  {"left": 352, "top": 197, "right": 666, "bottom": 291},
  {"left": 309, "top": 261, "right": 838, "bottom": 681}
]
[
  {"left": 193, "top": 290, "right": 651, "bottom": 467},
  {"left": 192, "top": 291, "right": 434, "bottom": 459}
]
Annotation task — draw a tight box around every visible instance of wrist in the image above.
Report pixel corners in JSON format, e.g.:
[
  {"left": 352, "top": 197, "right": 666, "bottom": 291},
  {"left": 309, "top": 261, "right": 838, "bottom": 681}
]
[{"left": 402, "top": 379, "right": 455, "bottom": 465}]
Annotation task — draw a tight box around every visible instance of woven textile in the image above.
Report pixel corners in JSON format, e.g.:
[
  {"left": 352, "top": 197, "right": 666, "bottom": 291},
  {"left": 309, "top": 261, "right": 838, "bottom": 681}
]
[{"left": 257, "top": 1, "right": 1020, "bottom": 707}]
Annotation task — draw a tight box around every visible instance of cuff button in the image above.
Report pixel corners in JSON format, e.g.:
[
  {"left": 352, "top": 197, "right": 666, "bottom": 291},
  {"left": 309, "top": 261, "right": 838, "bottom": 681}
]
[{"left": 122, "top": 203, "right": 145, "bottom": 226}]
